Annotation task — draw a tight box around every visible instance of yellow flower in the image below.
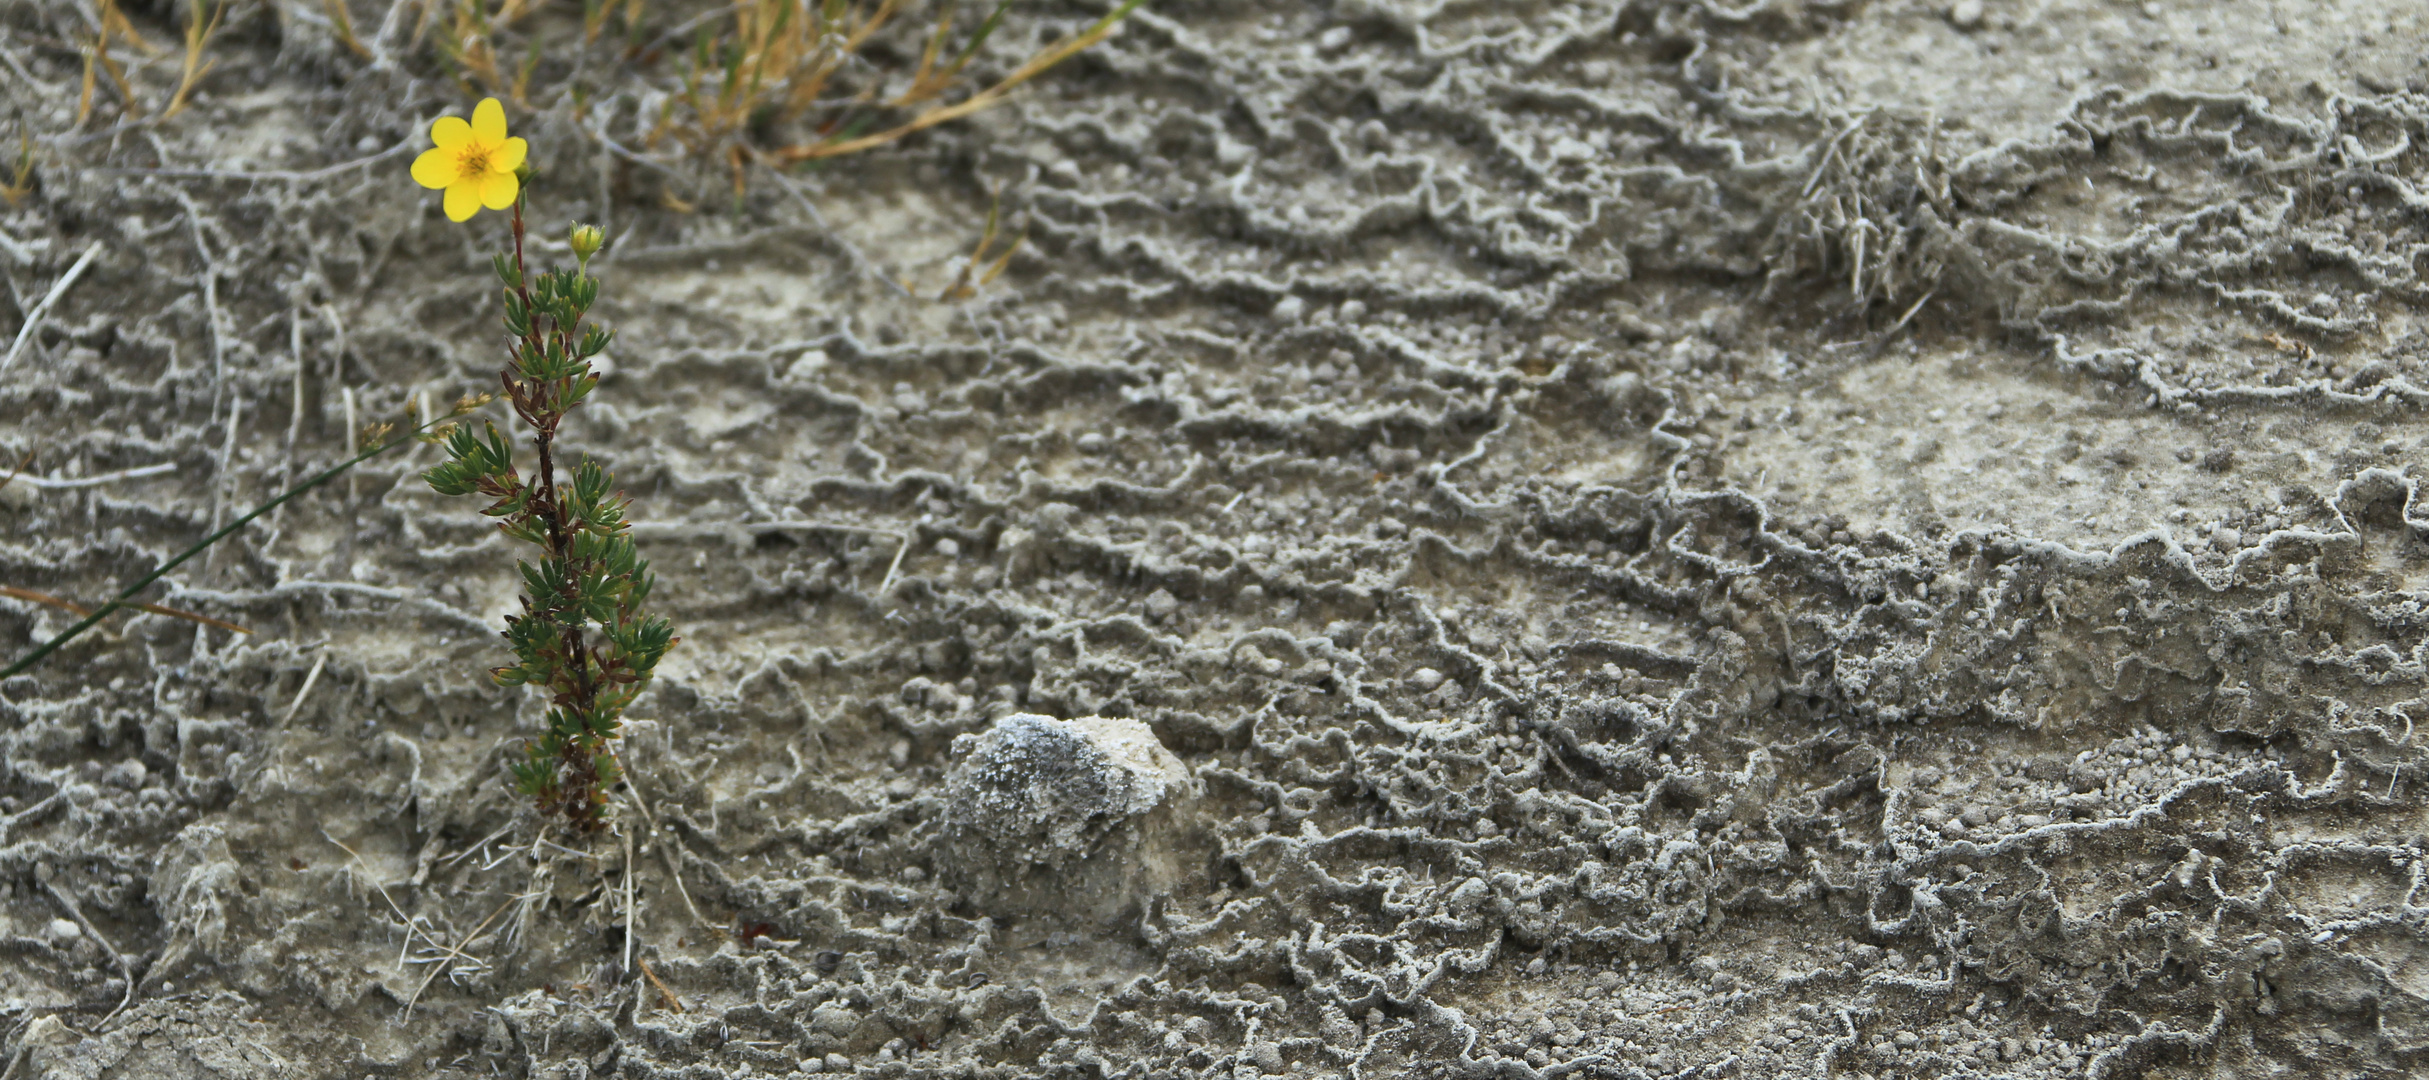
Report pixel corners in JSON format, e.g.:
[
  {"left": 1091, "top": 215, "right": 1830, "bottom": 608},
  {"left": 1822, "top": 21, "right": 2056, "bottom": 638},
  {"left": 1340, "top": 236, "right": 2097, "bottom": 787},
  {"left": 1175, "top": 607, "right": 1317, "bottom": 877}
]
[{"left": 410, "top": 98, "right": 528, "bottom": 223}]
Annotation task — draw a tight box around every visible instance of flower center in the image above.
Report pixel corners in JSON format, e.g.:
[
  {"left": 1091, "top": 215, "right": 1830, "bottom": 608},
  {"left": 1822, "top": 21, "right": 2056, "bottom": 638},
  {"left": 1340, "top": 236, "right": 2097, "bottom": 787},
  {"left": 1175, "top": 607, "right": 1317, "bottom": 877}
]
[{"left": 457, "top": 145, "right": 493, "bottom": 176}]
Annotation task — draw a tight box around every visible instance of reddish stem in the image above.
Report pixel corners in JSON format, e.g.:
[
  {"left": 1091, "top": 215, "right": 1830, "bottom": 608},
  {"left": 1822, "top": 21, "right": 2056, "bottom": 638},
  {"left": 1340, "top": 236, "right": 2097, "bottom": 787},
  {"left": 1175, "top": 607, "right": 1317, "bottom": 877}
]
[{"left": 508, "top": 198, "right": 605, "bottom": 828}]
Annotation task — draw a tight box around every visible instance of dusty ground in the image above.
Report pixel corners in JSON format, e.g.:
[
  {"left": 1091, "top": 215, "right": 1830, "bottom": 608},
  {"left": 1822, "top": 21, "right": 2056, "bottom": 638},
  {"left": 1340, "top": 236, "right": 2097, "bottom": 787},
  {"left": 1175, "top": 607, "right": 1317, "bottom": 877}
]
[{"left": 7, "top": 0, "right": 2429, "bottom": 1077}]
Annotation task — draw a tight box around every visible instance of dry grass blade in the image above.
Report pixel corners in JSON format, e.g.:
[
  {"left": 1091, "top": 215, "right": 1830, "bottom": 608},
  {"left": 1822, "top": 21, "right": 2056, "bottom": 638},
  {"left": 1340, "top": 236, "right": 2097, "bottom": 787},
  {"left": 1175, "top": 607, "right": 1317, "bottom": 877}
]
[
  {"left": 438, "top": 0, "right": 507, "bottom": 94},
  {"left": 162, "top": 0, "right": 229, "bottom": 118},
  {"left": 0, "top": 585, "right": 254, "bottom": 636},
  {"left": 939, "top": 189, "right": 1022, "bottom": 301},
  {"left": 78, "top": 0, "right": 146, "bottom": 126},
  {"left": 321, "top": 0, "right": 371, "bottom": 58},
  {"left": 640, "top": 956, "right": 686, "bottom": 1012},
  {"left": 894, "top": 0, "right": 1013, "bottom": 107},
  {"left": 0, "top": 132, "right": 32, "bottom": 207}
]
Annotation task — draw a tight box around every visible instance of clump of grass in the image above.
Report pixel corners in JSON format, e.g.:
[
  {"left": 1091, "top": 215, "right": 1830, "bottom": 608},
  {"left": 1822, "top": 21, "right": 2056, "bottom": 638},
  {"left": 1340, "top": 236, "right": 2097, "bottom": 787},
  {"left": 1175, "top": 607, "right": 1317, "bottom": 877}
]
[
  {"left": 937, "top": 187, "right": 1021, "bottom": 300},
  {"left": 163, "top": 0, "right": 230, "bottom": 118},
  {"left": 76, "top": 0, "right": 150, "bottom": 126},
  {"left": 436, "top": 0, "right": 1145, "bottom": 189}
]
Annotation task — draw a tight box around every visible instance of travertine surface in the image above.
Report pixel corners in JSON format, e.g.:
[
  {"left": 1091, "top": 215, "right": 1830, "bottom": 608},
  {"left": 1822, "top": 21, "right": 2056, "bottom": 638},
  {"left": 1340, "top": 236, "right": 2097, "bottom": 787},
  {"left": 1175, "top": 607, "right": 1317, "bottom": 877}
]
[{"left": 5, "top": 1, "right": 2429, "bottom": 1077}]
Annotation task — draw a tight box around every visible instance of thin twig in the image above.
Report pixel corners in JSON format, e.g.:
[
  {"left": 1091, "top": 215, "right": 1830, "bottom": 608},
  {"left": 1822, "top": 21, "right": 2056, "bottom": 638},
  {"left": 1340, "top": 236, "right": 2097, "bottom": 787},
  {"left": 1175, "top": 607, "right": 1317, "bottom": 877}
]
[
  {"left": 43, "top": 882, "right": 135, "bottom": 1023},
  {"left": 0, "top": 792, "right": 63, "bottom": 841},
  {"left": 0, "top": 449, "right": 32, "bottom": 495},
  {"left": 876, "top": 531, "right": 910, "bottom": 597},
  {"left": 324, "top": 828, "right": 503, "bottom": 1019},
  {"left": 1884, "top": 288, "right": 1936, "bottom": 338},
  {"left": 622, "top": 774, "right": 705, "bottom": 928},
  {"left": 281, "top": 652, "right": 327, "bottom": 722},
  {"left": 4, "top": 462, "right": 177, "bottom": 490},
  {"left": 640, "top": 956, "right": 685, "bottom": 1012},
  {"left": 621, "top": 824, "right": 637, "bottom": 978},
  {"left": 437, "top": 821, "right": 517, "bottom": 869},
  {"left": 1, "top": 240, "right": 103, "bottom": 376},
  {"left": 342, "top": 387, "right": 358, "bottom": 502},
  {"left": 400, "top": 892, "right": 517, "bottom": 1018},
  {"left": 0, "top": 585, "right": 251, "bottom": 635}
]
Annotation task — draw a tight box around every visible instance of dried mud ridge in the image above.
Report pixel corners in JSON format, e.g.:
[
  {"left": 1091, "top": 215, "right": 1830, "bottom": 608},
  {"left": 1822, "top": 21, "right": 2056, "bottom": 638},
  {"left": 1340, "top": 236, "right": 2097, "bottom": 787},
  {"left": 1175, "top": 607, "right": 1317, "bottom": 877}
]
[{"left": 7, "top": 1, "right": 2429, "bottom": 1078}]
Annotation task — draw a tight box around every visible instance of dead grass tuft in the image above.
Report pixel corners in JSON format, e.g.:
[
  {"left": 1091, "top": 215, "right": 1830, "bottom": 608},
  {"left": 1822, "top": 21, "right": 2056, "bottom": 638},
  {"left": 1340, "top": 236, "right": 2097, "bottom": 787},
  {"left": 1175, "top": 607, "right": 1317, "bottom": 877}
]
[
  {"left": 432, "top": 0, "right": 1144, "bottom": 195},
  {"left": 163, "top": 0, "right": 229, "bottom": 118}
]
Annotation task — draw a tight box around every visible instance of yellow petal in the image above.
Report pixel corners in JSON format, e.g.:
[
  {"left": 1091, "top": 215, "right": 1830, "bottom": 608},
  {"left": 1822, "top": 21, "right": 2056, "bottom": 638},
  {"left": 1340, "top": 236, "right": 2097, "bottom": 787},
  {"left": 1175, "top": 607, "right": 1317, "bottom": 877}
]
[
  {"left": 410, "top": 147, "right": 459, "bottom": 190},
  {"left": 490, "top": 137, "right": 528, "bottom": 174},
  {"left": 472, "top": 98, "right": 508, "bottom": 144},
  {"left": 444, "top": 180, "right": 482, "bottom": 222},
  {"left": 431, "top": 115, "right": 472, "bottom": 151},
  {"left": 480, "top": 170, "right": 519, "bottom": 211}
]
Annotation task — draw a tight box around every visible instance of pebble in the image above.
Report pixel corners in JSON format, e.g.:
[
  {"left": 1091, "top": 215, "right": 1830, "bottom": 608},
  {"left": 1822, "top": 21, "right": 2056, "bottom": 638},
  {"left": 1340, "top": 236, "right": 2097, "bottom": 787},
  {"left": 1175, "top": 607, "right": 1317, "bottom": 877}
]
[
  {"left": 2211, "top": 527, "right": 2241, "bottom": 552},
  {"left": 1948, "top": 0, "right": 1984, "bottom": 30},
  {"left": 1251, "top": 1041, "right": 1286, "bottom": 1073},
  {"left": 44, "top": 918, "right": 81, "bottom": 947},
  {"left": 1407, "top": 667, "right": 1446, "bottom": 692}
]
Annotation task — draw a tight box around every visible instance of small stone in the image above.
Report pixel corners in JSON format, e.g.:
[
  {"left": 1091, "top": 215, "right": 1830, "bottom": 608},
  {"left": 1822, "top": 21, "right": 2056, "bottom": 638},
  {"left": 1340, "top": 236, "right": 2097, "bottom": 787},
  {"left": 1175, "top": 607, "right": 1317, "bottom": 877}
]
[
  {"left": 1317, "top": 26, "right": 1352, "bottom": 51},
  {"left": 933, "top": 537, "right": 961, "bottom": 558},
  {"left": 1076, "top": 432, "right": 1108, "bottom": 454},
  {"left": 1549, "top": 136, "right": 1595, "bottom": 163},
  {"left": 1894, "top": 1031, "right": 1920, "bottom": 1049},
  {"left": 1407, "top": 667, "right": 1446, "bottom": 692},
  {"left": 786, "top": 350, "right": 830, "bottom": 380},
  {"left": 44, "top": 919, "right": 80, "bottom": 947},
  {"left": 811, "top": 1004, "right": 858, "bottom": 1037},
  {"left": 2210, "top": 527, "right": 2240, "bottom": 551},
  {"left": 1145, "top": 589, "right": 1180, "bottom": 620},
  {"left": 1273, "top": 296, "right": 1306, "bottom": 321},
  {"left": 1947, "top": 0, "right": 1984, "bottom": 29},
  {"left": 1251, "top": 1041, "right": 1285, "bottom": 1073},
  {"left": 826, "top": 1053, "right": 852, "bottom": 1072}
]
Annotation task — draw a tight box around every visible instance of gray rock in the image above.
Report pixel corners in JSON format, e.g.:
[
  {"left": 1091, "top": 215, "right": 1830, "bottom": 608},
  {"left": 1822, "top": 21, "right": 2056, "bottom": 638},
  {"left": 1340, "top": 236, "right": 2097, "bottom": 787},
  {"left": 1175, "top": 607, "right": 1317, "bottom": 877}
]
[{"left": 939, "top": 714, "right": 1203, "bottom": 920}]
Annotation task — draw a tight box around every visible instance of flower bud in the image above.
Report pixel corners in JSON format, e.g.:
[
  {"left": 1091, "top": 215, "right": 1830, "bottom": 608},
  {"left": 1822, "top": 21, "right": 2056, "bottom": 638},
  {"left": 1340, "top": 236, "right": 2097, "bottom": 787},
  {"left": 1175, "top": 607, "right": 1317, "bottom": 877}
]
[{"left": 569, "top": 222, "right": 605, "bottom": 264}]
